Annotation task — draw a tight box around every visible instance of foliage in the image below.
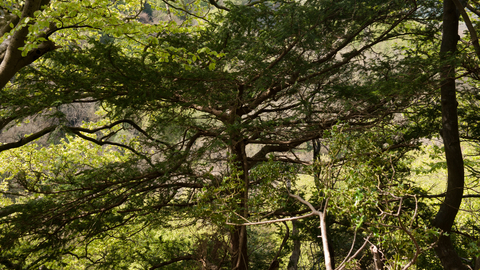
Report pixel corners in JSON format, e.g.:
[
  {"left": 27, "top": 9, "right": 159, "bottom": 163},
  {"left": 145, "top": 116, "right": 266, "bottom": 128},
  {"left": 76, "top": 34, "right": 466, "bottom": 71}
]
[{"left": 2, "top": 0, "right": 480, "bottom": 269}]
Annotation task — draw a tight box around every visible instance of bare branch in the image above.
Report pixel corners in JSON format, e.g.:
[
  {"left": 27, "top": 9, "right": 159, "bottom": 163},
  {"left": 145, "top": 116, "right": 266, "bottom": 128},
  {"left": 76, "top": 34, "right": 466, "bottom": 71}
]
[
  {"left": 226, "top": 212, "right": 315, "bottom": 226},
  {"left": 69, "top": 119, "right": 171, "bottom": 147},
  {"left": 452, "top": 0, "right": 480, "bottom": 61},
  {"left": 208, "top": 0, "right": 230, "bottom": 11},
  {"left": 335, "top": 234, "right": 372, "bottom": 270},
  {"left": 466, "top": 3, "right": 480, "bottom": 17},
  {"left": 0, "top": 125, "right": 56, "bottom": 152},
  {"left": 149, "top": 255, "right": 196, "bottom": 270},
  {"left": 420, "top": 193, "right": 480, "bottom": 199}
]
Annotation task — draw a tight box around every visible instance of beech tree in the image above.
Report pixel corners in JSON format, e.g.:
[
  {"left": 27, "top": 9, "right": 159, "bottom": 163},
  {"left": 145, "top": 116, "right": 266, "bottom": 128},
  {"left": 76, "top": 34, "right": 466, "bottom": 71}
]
[{"left": 3, "top": 0, "right": 480, "bottom": 269}]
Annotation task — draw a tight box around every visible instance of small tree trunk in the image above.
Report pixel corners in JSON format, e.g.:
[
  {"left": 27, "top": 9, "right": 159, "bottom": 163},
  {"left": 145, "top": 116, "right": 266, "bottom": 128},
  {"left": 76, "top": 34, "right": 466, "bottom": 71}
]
[
  {"left": 475, "top": 256, "right": 480, "bottom": 270},
  {"left": 320, "top": 210, "right": 333, "bottom": 270},
  {"left": 370, "top": 244, "right": 384, "bottom": 270},
  {"left": 231, "top": 225, "right": 248, "bottom": 270}
]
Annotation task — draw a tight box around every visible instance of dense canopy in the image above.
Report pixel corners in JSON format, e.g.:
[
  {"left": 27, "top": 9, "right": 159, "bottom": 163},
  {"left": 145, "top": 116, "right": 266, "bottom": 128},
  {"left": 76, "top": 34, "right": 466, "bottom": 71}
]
[{"left": 1, "top": 0, "right": 480, "bottom": 269}]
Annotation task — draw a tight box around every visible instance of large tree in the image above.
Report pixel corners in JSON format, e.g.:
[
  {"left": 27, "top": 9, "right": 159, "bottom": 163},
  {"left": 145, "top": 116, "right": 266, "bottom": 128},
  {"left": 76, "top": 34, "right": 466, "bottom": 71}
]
[{"left": 1, "top": 0, "right": 464, "bottom": 269}]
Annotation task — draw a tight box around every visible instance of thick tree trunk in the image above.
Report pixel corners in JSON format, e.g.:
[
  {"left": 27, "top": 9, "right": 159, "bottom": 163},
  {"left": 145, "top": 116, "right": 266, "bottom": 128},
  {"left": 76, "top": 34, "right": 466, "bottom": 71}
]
[
  {"left": 231, "top": 140, "right": 249, "bottom": 270},
  {"left": 433, "top": 1, "right": 466, "bottom": 269},
  {"left": 231, "top": 225, "right": 248, "bottom": 270}
]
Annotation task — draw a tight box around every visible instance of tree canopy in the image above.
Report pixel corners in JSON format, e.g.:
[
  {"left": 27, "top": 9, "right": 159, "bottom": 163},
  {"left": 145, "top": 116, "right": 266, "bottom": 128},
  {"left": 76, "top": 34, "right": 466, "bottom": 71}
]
[{"left": 1, "top": 0, "right": 480, "bottom": 269}]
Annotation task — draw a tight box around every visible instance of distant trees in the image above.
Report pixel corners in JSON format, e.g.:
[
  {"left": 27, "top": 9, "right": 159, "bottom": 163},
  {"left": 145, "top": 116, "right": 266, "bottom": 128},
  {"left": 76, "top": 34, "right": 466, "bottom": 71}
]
[{"left": 2, "top": 0, "right": 480, "bottom": 269}]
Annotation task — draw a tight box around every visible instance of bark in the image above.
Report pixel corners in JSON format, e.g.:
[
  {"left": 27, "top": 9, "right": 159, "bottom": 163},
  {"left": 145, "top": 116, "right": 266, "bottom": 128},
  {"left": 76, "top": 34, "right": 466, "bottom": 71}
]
[
  {"left": 0, "top": 126, "right": 56, "bottom": 152},
  {"left": 312, "top": 138, "right": 334, "bottom": 269},
  {"left": 231, "top": 139, "right": 249, "bottom": 270},
  {"left": 319, "top": 209, "right": 333, "bottom": 270},
  {"left": 149, "top": 255, "right": 196, "bottom": 269},
  {"left": 288, "top": 193, "right": 333, "bottom": 270},
  {"left": 231, "top": 225, "right": 248, "bottom": 270},
  {"left": 370, "top": 244, "right": 384, "bottom": 270},
  {"left": 287, "top": 220, "right": 301, "bottom": 270},
  {"left": 452, "top": 0, "right": 480, "bottom": 60},
  {"left": 0, "top": 0, "right": 57, "bottom": 90},
  {"left": 433, "top": 0, "right": 467, "bottom": 269}
]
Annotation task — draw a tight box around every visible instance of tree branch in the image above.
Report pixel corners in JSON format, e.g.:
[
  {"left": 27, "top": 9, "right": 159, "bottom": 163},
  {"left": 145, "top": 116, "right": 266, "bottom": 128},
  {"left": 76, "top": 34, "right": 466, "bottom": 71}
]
[
  {"left": 0, "top": 125, "right": 56, "bottom": 152},
  {"left": 452, "top": 0, "right": 480, "bottom": 61},
  {"left": 149, "top": 255, "right": 196, "bottom": 269},
  {"left": 0, "top": 0, "right": 58, "bottom": 89},
  {"left": 208, "top": 0, "right": 230, "bottom": 11},
  {"left": 420, "top": 193, "right": 480, "bottom": 199},
  {"left": 226, "top": 212, "right": 315, "bottom": 226},
  {"left": 0, "top": 203, "right": 26, "bottom": 218},
  {"left": 336, "top": 234, "right": 372, "bottom": 270}
]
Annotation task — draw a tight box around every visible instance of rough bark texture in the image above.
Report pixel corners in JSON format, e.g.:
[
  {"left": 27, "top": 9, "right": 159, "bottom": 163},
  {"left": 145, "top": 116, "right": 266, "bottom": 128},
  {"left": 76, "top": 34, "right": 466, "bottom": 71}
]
[{"left": 433, "top": 0, "right": 467, "bottom": 269}]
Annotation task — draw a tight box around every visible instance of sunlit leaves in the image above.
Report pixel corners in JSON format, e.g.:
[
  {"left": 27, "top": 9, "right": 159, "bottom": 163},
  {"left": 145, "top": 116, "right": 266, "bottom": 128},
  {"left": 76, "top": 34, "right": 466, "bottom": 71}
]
[
  {"left": 307, "top": 124, "right": 436, "bottom": 267},
  {"left": 0, "top": 0, "right": 461, "bottom": 268},
  {"left": 2, "top": 0, "right": 209, "bottom": 65},
  {"left": 0, "top": 132, "right": 131, "bottom": 198}
]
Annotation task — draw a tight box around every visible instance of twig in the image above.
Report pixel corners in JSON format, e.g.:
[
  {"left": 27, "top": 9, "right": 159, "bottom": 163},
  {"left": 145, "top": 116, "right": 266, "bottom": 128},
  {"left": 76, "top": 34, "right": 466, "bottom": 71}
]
[{"left": 226, "top": 212, "right": 315, "bottom": 226}]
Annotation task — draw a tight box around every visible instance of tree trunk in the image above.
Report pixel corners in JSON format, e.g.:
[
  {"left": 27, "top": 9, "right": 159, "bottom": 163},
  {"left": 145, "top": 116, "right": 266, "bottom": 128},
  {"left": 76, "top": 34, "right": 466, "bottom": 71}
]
[
  {"left": 370, "top": 244, "right": 384, "bottom": 270},
  {"left": 320, "top": 209, "right": 333, "bottom": 270},
  {"left": 313, "top": 139, "right": 334, "bottom": 270},
  {"left": 433, "top": 1, "right": 466, "bottom": 269},
  {"left": 231, "top": 225, "right": 248, "bottom": 270},
  {"left": 231, "top": 140, "right": 249, "bottom": 270},
  {"left": 287, "top": 220, "right": 301, "bottom": 270}
]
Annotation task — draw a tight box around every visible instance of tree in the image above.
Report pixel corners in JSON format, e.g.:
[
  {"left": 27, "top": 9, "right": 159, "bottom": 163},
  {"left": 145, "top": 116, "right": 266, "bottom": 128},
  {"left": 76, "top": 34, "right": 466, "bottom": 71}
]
[
  {"left": 0, "top": 0, "right": 462, "bottom": 269},
  {"left": 432, "top": 0, "right": 467, "bottom": 268}
]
